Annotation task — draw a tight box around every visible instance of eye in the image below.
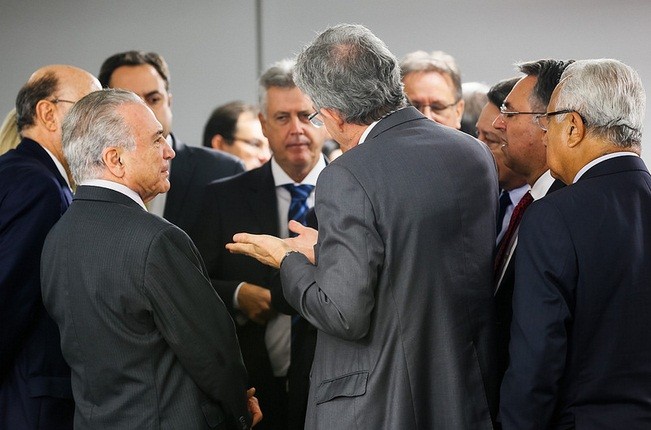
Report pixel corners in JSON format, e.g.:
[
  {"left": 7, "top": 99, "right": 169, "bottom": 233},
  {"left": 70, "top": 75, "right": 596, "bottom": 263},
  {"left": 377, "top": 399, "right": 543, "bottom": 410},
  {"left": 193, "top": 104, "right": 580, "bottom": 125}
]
[
  {"left": 274, "top": 114, "right": 289, "bottom": 124},
  {"left": 146, "top": 94, "right": 163, "bottom": 106},
  {"left": 298, "top": 112, "right": 311, "bottom": 123}
]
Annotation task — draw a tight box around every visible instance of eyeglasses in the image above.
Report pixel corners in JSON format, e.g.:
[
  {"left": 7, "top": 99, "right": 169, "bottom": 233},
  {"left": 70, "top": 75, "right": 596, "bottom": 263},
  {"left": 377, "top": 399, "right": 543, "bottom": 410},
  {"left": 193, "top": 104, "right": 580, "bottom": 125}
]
[
  {"left": 308, "top": 111, "right": 324, "bottom": 128},
  {"left": 499, "top": 104, "right": 546, "bottom": 119},
  {"left": 410, "top": 99, "right": 459, "bottom": 114},
  {"left": 48, "top": 98, "right": 76, "bottom": 105},
  {"left": 233, "top": 137, "right": 265, "bottom": 148},
  {"left": 533, "top": 109, "right": 579, "bottom": 131}
]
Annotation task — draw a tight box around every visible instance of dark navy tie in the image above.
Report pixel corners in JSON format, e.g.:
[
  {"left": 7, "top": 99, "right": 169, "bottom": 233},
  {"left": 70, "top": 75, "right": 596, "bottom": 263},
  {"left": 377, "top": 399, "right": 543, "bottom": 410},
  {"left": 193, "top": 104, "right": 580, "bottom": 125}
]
[
  {"left": 282, "top": 184, "right": 315, "bottom": 236},
  {"left": 497, "top": 190, "right": 511, "bottom": 235}
]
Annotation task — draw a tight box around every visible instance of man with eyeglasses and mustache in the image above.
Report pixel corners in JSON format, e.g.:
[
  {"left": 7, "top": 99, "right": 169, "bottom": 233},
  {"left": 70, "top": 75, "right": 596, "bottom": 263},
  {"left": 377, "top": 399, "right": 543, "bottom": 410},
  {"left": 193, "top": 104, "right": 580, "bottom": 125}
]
[
  {"left": 191, "top": 59, "right": 327, "bottom": 430},
  {"left": 0, "top": 64, "right": 100, "bottom": 430},
  {"left": 400, "top": 50, "right": 465, "bottom": 129}
]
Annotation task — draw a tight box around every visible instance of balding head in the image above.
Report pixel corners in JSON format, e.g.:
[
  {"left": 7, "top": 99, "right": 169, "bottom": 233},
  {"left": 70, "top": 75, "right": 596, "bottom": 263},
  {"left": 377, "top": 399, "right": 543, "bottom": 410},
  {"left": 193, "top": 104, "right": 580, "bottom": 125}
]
[{"left": 15, "top": 65, "right": 100, "bottom": 165}]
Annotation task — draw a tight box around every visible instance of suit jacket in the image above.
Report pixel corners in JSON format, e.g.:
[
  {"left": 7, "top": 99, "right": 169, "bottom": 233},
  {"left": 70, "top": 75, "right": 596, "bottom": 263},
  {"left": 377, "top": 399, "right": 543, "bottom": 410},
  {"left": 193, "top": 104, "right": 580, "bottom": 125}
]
[
  {"left": 165, "top": 134, "right": 244, "bottom": 233},
  {"left": 41, "top": 185, "right": 251, "bottom": 430},
  {"left": 192, "top": 162, "right": 309, "bottom": 430},
  {"left": 0, "top": 138, "right": 74, "bottom": 429},
  {"left": 501, "top": 156, "right": 651, "bottom": 429},
  {"left": 280, "top": 107, "right": 500, "bottom": 429},
  {"left": 494, "top": 178, "right": 564, "bottom": 381}
]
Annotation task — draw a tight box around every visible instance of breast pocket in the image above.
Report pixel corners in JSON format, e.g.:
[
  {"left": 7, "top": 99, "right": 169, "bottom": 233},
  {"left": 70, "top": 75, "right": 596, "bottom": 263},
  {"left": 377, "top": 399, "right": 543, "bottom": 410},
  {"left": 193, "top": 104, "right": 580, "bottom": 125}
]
[{"left": 315, "top": 371, "right": 368, "bottom": 405}]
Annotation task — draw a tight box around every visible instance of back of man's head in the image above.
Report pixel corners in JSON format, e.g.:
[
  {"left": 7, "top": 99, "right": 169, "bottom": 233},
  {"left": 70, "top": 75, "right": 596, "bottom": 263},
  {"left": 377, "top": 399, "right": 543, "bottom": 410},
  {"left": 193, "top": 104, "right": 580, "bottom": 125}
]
[
  {"left": 15, "top": 71, "right": 59, "bottom": 134},
  {"left": 203, "top": 101, "right": 256, "bottom": 148},
  {"left": 518, "top": 59, "right": 575, "bottom": 111},
  {"left": 63, "top": 89, "right": 141, "bottom": 184},
  {"left": 99, "top": 51, "right": 170, "bottom": 91},
  {"left": 555, "top": 59, "right": 645, "bottom": 149},
  {"left": 294, "top": 23, "right": 405, "bottom": 125}
]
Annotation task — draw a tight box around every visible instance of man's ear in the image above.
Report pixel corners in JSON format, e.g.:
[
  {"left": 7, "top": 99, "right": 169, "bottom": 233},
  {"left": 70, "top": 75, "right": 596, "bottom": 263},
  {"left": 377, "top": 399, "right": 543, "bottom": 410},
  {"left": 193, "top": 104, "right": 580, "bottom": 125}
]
[
  {"left": 321, "top": 108, "right": 345, "bottom": 131},
  {"left": 102, "top": 147, "right": 125, "bottom": 178},
  {"left": 258, "top": 112, "right": 269, "bottom": 137},
  {"left": 167, "top": 92, "right": 173, "bottom": 108},
  {"left": 567, "top": 112, "right": 585, "bottom": 148},
  {"left": 211, "top": 134, "right": 226, "bottom": 150},
  {"left": 35, "top": 100, "right": 57, "bottom": 131}
]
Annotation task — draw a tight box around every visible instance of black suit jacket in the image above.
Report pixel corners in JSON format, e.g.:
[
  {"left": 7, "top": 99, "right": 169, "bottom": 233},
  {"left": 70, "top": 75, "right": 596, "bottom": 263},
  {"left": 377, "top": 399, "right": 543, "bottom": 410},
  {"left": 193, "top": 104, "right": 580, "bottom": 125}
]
[
  {"left": 494, "top": 177, "right": 564, "bottom": 382},
  {"left": 41, "top": 186, "right": 251, "bottom": 430},
  {"left": 0, "top": 138, "right": 74, "bottom": 429},
  {"left": 165, "top": 134, "right": 244, "bottom": 233},
  {"left": 501, "top": 156, "right": 651, "bottom": 429}
]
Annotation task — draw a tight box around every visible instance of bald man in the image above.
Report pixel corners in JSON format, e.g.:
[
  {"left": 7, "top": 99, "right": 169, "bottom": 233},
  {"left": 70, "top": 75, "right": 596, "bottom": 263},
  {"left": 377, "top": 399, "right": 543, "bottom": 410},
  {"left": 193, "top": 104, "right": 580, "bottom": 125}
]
[{"left": 0, "top": 65, "right": 100, "bottom": 429}]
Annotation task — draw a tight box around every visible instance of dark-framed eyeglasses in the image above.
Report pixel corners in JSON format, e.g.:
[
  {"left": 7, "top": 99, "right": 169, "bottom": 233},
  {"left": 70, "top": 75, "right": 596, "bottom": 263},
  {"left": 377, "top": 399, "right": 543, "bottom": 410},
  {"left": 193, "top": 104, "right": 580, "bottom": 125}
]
[
  {"left": 534, "top": 109, "right": 581, "bottom": 131},
  {"left": 48, "top": 98, "right": 76, "bottom": 105},
  {"left": 499, "top": 104, "right": 546, "bottom": 119},
  {"left": 232, "top": 136, "right": 265, "bottom": 148},
  {"left": 410, "top": 99, "right": 459, "bottom": 114},
  {"left": 308, "top": 111, "right": 324, "bottom": 128}
]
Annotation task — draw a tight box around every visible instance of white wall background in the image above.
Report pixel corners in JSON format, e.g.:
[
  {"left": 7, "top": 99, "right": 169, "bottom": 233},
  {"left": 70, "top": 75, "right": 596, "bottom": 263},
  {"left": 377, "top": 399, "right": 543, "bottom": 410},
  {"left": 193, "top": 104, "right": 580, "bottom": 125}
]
[{"left": 2, "top": 0, "right": 651, "bottom": 164}]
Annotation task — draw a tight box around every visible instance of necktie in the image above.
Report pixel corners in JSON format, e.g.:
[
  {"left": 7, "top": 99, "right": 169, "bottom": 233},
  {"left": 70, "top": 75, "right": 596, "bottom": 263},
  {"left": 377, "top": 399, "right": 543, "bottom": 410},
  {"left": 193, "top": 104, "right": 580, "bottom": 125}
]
[
  {"left": 494, "top": 191, "right": 534, "bottom": 281},
  {"left": 282, "top": 184, "right": 315, "bottom": 236},
  {"left": 496, "top": 190, "right": 511, "bottom": 236}
]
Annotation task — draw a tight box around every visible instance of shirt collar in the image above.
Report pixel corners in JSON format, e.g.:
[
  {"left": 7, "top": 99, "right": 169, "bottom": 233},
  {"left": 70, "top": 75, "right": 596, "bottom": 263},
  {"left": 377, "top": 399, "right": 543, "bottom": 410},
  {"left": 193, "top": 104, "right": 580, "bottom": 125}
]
[
  {"left": 41, "top": 146, "right": 71, "bottom": 190},
  {"left": 530, "top": 170, "right": 556, "bottom": 200},
  {"left": 573, "top": 151, "right": 638, "bottom": 183},
  {"left": 271, "top": 154, "right": 326, "bottom": 187},
  {"left": 79, "top": 179, "right": 147, "bottom": 210}
]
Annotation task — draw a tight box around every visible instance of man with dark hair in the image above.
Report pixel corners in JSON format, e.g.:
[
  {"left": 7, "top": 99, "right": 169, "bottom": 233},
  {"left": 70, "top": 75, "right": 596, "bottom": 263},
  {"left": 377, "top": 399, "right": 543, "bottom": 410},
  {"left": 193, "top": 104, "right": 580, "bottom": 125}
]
[
  {"left": 191, "top": 59, "right": 327, "bottom": 430},
  {"left": 41, "top": 89, "right": 261, "bottom": 429},
  {"left": 491, "top": 59, "right": 573, "bottom": 388},
  {"left": 0, "top": 64, "right": 100, "bottom": 429},
  {"left": 228, "top": 24, "right": 499, "bottom": 429},
  {"left": 99, "top": 50, "right": 244, "bottom": 233},
  {"left": 203, "top": 101, "right": 270, "bottom": 170},
  {"left": 502, "top": 59, "right": 651, "bottom": 429}
]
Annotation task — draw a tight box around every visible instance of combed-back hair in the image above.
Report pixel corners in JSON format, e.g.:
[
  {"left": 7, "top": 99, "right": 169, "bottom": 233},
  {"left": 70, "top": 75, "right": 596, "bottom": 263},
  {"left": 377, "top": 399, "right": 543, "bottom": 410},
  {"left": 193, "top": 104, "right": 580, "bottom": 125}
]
[
  {"left": 15, "top": 72, "right": 58, "bottom": 133},
  {"left": 517, "top": 59, "right": 574, "bottom": 111},
  {"left": 99, "top": 51, "right": 171, "bottom": 91},
  {"left": 258, "top": 59, "right": 296, "bottom": 117}
]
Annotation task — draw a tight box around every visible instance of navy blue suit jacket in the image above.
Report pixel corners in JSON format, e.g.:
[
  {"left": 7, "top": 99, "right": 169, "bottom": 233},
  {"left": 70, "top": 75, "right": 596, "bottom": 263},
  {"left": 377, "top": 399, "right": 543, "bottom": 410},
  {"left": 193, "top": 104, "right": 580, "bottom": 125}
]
[
  {"left": 164, "top": 134, "right": 244, "bottom": 233},
  {"left": 0, "top": 138, "right": 74, "bottom": 429},
  {"left": 501, "top": 156, "right": 651, "bottom": 429}
]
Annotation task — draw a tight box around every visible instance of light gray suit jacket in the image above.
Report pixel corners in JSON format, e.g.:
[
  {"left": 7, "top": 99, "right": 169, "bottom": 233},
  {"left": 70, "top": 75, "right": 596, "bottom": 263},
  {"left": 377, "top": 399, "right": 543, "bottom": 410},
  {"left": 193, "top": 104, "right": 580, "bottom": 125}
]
[
  {"left": 41, "top": 186, "right": 251, "bottom": 430},
  {"left": 281, "top": 107, "right": 499, "bottom": 429}
]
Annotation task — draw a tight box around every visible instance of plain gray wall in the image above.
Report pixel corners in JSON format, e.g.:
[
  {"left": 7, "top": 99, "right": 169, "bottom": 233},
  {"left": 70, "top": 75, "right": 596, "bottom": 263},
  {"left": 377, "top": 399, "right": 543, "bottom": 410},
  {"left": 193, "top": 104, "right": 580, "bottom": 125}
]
[{"left": 2, "top": 0, "right": 651, "bottom": 164}]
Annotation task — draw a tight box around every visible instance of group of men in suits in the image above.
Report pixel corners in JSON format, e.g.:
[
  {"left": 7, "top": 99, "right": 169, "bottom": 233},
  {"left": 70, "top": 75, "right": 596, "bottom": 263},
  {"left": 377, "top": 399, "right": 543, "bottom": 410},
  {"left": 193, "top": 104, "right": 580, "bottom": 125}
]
[{"left": 2, "top": 24, "right": 651, "bottom": 430}]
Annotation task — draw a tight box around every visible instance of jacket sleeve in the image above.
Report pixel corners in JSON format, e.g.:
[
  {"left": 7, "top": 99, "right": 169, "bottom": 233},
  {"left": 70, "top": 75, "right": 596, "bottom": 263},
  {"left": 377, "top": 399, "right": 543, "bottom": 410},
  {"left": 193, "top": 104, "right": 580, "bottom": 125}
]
[
  {"left": 144, "top": 225, "right": 251, "bottom": 428},
  {"left": 281, "top": 163, "right": 384, "bottom": 341}
]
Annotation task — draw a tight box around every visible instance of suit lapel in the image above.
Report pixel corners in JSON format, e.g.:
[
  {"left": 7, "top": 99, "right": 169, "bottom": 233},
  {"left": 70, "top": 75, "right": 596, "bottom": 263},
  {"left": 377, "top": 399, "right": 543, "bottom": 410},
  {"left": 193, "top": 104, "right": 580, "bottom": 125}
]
[
  {"left": 246, "top": 162, "right": 280, "bottom": 237},
  {"left": 165, "top": 134, "right": 193, "bottom": 220}
]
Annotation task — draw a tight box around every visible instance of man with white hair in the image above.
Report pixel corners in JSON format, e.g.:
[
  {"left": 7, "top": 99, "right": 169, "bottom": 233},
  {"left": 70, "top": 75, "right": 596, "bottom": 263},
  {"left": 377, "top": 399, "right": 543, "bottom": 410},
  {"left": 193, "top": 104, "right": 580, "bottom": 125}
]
[{"left": 501, "top": 59, "right": 651, "bottom": 429}]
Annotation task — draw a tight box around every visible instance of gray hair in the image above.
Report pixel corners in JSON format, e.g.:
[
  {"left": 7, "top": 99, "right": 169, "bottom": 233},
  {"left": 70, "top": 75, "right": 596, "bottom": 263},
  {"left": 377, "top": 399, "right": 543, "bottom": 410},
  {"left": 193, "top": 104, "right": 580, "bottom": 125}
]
[
  {"left": 460, "top": 82, "right": 489, "bottom": 137},
  {"left": 554, "top": 59, "right": 645, "bottom": 149},
  {"left": 258, "top": 59, "right": 296, "bottom": 117},
  {"left": 400, "top": 50, "right": 462, "bottom": 102},
  {"left": 294, "top": 24, "right": 405, "bottom": 125},
  {"left": 63, "top": 89, "right": 141, "bottom": 184}
]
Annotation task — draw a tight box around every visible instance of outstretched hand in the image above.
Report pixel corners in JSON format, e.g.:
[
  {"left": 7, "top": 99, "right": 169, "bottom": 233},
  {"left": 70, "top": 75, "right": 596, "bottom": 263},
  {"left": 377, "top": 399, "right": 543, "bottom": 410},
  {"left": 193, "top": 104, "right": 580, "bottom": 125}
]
[{"left": 226, "top": 233, "right": 291, "bottom": 269}]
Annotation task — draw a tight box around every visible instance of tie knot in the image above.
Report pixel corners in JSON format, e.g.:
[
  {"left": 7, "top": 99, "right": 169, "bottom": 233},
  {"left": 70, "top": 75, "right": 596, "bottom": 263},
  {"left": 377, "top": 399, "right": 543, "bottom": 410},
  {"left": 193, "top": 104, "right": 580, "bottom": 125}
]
[
  {"left": 517, "top": 191, "right": 534, "bottom": 209},
  {"left": 499, "top": 190, "right": 511, "bottom": 207},
  {"left": 283, "top": 184, "right": 314, "bottom": 201}
]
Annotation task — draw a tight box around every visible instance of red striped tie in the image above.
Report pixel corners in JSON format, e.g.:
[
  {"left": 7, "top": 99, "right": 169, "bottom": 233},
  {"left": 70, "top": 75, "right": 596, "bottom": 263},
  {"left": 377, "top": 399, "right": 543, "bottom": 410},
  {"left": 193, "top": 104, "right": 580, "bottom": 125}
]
[{"left": 494, "top": 191, "right": 534, "bottom": 281}]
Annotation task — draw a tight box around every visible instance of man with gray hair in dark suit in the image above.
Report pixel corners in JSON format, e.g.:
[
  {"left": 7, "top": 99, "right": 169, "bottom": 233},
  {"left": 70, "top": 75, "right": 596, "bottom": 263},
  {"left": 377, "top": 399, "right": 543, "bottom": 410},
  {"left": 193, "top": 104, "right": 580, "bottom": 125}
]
[
  {"left": 41, "top": 89, "right": 261, "bottom": 429},
  {"left": 227, "top": 24, "right": 499, "bottom": 429}
]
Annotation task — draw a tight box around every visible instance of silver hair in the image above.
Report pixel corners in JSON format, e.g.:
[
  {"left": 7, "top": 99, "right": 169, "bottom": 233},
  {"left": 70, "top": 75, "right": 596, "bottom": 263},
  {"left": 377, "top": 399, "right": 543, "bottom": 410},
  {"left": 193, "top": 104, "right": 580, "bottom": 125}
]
[
  {"left": 554, "top": 59, "right": 645, "bottom": 149},
  {"left": 400, "top": 50, "right": 462, "bottom": 102},
  {"left": 62, "top": 89, "right": 141, "bottom": 184},
  {"left": 258, "top": 59, "right": 296, "bottom": 118},
  {"left": 294, "top": 23, "right": 406, "bottom": 125}
]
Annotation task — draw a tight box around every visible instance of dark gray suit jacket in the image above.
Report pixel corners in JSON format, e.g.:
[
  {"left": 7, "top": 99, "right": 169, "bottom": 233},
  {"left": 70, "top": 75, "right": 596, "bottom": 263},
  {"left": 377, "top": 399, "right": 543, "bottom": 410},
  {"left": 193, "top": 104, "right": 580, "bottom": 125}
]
[
  {"left": 281, "top": 107, "right": 500, "bottom": 429},
  {"left": 41, "top": 185, "right": 250, "bottom": 430}
]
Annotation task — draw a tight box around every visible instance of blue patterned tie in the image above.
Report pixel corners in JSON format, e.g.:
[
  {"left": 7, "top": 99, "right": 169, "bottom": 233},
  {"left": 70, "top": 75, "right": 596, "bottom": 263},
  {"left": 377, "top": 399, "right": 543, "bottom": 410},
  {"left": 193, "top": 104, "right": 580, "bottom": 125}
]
[{"left": 282, "top": 184, "right": 315, "bottom": 237}]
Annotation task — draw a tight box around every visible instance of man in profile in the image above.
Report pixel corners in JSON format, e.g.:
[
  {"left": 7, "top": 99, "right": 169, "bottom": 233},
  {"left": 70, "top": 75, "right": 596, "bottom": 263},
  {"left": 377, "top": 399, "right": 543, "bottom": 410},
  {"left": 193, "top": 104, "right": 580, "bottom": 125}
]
[
  {"left": 99, "top": 51, "right": 244, "bottom": 232},
  {"left": 0, "top": 64, "right": 100, "bottom": 429},
  {"left": 228, "top": 24, "right": 498, "bottom": 429},
  {"left": 41, "top": 89, "right": 261, "bottom": 429},
  {"left": 502, "top": 59, "right": 651, "bottom": 429}
]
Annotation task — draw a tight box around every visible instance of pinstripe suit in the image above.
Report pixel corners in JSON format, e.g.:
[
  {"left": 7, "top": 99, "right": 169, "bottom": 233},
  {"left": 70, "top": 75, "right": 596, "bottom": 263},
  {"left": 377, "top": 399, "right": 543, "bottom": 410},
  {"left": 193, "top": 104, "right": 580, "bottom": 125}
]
[{"left": 41, "top": 185, "right": 251, "bottom": 429}]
